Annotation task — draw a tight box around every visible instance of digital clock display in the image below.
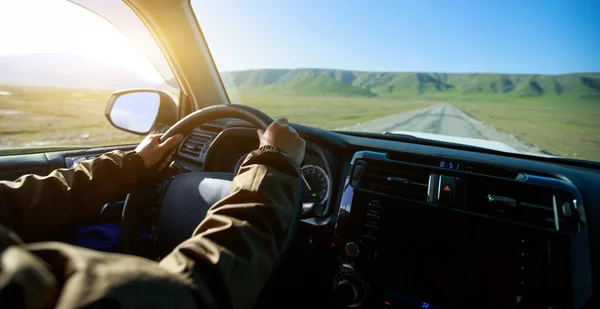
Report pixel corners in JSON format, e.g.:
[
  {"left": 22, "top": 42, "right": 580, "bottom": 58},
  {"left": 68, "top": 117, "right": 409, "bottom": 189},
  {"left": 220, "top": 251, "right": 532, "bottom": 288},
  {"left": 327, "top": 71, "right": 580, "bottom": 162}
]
[{"left": 439, "top": 160, "right": 461, "bottom": 170}]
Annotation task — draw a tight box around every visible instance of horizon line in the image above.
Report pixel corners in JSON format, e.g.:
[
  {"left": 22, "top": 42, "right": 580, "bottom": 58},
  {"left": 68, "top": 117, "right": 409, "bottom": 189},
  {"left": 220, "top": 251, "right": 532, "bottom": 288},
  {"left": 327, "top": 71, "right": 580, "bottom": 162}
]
[
  {"left": 1, "top": 52, "right": 598, "bottom": 76},
  {"left": 220, "top": 67, "right": 600, "bottom": 76}
]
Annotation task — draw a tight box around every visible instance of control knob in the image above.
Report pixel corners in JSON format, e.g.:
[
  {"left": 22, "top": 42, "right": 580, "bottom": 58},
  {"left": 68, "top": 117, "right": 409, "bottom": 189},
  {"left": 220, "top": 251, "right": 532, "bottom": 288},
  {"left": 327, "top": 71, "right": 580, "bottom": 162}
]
[
  {"left": 345, "top": 242, "right": 359, "bottom": 258},
  {"left": 333, "top": 264, "right": 366, "bottom": 307}
]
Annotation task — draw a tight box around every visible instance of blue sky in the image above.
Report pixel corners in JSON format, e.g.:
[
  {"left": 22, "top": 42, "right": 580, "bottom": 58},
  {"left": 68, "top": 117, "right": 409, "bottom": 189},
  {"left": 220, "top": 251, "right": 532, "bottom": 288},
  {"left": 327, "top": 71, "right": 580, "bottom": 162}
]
[
  {"left": 0, "top": 0, "right": 597, "bottom": 79},
  {"left": 193, "top": 0, "right": 600, "bottom": 74}
]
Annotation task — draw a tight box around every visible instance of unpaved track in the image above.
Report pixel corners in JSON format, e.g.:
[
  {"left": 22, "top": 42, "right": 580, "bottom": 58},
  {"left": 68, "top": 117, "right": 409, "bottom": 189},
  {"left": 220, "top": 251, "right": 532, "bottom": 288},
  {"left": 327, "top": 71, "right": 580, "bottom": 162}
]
[{"left": 338, "top": 103, "right": 546, "bottom": 154}]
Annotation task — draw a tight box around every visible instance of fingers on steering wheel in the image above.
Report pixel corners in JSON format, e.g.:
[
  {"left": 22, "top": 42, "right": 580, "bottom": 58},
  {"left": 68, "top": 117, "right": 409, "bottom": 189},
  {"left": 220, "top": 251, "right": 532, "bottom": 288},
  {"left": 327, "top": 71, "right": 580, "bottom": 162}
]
[
  {"left": 160, "top": 134, "right": 184, "bottom": 149},
  {"left": 148, "top": 133, "right": 161, "bottom": 141}
]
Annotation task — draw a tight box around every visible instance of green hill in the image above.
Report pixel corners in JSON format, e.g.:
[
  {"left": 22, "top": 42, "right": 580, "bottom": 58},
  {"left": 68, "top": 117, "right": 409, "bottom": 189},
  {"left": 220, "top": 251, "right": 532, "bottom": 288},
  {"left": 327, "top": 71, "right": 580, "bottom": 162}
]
[{"left": 220, "top": 69, "right": 600, "bottom": 99}]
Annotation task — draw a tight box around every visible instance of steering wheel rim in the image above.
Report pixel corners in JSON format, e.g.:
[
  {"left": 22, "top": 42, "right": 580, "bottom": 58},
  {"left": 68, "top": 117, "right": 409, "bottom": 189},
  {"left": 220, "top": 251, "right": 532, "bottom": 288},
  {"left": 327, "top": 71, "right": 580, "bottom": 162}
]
[
  {"left": 159, "top": 104, "right": 274, "bottom": 143},
  {"left": 122, "top": 104, "right": 303, "bottom": 271}
]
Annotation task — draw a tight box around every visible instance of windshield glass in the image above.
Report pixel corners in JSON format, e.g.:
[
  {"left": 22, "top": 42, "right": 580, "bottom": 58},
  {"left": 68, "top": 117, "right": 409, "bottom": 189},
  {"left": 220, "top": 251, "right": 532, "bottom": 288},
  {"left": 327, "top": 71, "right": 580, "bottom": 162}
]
[
  {"left": 191, "top": 0, "right": 600, "bottom": 162},
  {"left": 0, "top": 0, "right": 176, "bottom": 152}
]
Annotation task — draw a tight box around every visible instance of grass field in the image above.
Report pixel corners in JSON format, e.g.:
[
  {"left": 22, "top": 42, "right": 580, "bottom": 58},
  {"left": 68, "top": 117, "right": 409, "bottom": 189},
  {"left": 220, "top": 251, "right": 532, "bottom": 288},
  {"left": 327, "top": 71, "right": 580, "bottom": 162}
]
[
  {"left": 0, "top": 85, "right": 143, "bottom": 149},
  {"left": 451, "top": 97, "right": 600, "bottom": 161},
  {"left": 1, "top": 84, "right": 599, "bottom": 162}
]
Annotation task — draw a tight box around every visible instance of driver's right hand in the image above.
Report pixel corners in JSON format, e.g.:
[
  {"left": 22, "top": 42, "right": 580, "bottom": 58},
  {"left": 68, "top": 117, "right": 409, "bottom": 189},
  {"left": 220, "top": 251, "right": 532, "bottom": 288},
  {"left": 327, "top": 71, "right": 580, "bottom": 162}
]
[{"left": 257, "top": 118, "right": 306, "bottom": 165}]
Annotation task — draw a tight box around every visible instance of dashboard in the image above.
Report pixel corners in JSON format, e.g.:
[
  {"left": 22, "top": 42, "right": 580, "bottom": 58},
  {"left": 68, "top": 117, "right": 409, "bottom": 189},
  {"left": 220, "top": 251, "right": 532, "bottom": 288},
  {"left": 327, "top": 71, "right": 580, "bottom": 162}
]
[
  {"left": 167, "top": 120, "right": 598, "bottom": 309},
  {"left": 3, "top": 115, "right": 595, "bottom": 308}
]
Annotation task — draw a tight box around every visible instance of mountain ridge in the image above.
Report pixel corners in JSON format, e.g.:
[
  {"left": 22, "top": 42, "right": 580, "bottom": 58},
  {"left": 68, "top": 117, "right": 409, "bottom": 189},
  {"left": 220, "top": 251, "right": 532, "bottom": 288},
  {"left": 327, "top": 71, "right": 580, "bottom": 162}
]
[
  {"left": 220, "top": 68, "right": 600, "bottom": 99},
  {"left": 1, "top": 52, "right": 598, "bottom": 99}
]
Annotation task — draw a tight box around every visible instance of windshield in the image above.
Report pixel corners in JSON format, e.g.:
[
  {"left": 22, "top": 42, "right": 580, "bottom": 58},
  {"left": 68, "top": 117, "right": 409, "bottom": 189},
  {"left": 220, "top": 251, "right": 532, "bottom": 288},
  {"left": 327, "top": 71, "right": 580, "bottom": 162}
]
[
  {"left": 0, "top": 0, "right": 176, "bottom": 152},
  {"left": 191, "top": 0, "right": 600, "bottom": 162}
]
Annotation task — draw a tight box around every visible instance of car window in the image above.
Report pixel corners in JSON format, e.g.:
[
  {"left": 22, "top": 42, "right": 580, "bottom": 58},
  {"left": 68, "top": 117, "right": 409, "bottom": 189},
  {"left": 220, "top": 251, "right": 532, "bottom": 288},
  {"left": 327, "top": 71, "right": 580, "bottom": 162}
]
[
  {"left": 191, "top": 0, "right": 600, "bottom": 163},
  {"left": 0, "top": 0, "right": 178, "bottom": 155}
]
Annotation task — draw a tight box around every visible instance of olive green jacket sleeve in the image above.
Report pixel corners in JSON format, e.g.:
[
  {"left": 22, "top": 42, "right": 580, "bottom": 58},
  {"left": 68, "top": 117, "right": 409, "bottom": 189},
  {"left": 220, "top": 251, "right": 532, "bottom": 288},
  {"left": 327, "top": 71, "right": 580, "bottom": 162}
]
[
  {"left": 159, "top": 148, "right": 301, "bottom": 309},
  {"left": 0, "top": 150, "right": 146, "bottom": 242},
  {"left": 1, "top": 148, "right": 300, "bottom": 309}
]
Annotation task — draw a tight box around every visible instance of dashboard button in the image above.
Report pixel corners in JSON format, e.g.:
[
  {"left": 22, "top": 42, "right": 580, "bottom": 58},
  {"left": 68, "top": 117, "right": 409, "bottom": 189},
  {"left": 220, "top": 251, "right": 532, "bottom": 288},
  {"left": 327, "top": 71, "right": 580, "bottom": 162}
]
[
  {"left": 345, "top": 242, "right": 360, "bottom": 258},
  {"left": 438, "top": 175, "right": 456, "bottom": 206},
  {"left": 366, "top": 213, "right": 380, "bottom": 220},
  {"left": 368, "top": 209, "right": 380, "bottom": 216},
  {"left": 365, "top": 223, "right": 379, "bottom": 230},
  {"left": 369, "top": 201, "right": 381, "bottom": 209},
  {"left": 369, "top": 201, "right": 382, "bottom": 208}
]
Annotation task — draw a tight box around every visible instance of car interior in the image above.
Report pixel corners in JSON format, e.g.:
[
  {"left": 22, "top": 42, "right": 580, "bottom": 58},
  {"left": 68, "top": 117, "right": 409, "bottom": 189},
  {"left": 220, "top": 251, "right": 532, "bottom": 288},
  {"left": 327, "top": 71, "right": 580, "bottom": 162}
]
[{"left": 0, "top": 0, "right": 598, "bottom": 308}]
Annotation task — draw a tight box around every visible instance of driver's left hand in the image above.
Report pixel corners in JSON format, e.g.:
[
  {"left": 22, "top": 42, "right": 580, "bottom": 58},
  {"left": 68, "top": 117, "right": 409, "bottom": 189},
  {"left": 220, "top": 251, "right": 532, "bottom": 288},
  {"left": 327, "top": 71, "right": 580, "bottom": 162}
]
[{"left": 135, "top": 134, "right": 184, "bottom": 171}]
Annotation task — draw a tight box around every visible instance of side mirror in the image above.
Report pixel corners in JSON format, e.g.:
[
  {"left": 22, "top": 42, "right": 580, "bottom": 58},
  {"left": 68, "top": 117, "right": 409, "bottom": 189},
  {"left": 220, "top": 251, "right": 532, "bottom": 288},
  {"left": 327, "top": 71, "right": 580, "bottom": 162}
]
[{"left": 105, "top": 89, "right": 177, "bottom": 135}]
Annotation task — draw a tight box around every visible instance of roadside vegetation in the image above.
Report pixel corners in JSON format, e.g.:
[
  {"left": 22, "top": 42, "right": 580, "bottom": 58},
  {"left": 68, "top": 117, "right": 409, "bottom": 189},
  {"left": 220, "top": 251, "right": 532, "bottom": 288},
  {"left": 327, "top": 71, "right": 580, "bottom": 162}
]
[{"left": 1, "top": 81, "right": 599, "bottom": 162}]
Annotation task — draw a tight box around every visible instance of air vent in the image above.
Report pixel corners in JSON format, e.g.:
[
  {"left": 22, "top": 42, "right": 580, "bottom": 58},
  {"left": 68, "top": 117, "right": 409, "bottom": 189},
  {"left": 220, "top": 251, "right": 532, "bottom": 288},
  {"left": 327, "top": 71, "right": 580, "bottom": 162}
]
[
  {"left": 518, "top": 185, "right": 579, "bottom": 233},
  {"left": 517, "top": 185, "right": 557, "bottom": 230},
  {"left": 468, "top": 175, "right": 580, "bottom": 232},
  {"left": 180, "top": 133, "right": 211, "bottom": 158},
  {"left": 358, "top": 160, "right": 430, "bottom": 202}
]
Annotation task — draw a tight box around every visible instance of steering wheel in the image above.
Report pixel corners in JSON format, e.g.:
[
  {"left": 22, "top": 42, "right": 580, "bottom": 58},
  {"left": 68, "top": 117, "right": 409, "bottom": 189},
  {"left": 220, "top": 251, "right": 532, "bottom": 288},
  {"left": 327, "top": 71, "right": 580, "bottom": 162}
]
[{"left": 121, "top": 104, "right": 303, "bottom": 263}]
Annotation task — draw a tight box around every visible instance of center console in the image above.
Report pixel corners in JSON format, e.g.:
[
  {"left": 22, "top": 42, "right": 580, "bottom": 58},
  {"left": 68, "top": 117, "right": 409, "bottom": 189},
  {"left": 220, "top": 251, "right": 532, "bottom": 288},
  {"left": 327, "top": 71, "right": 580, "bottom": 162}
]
[{"left": 332, "top": 151, "right": 592, "bottom": 309}]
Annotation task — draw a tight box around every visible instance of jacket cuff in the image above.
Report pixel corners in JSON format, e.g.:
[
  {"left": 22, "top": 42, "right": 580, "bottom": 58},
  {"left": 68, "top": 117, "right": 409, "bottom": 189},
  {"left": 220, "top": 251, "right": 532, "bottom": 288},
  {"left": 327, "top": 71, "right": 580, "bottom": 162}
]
[
  {"left": 123, "top": 150, "right": 147, "bottom": 170},
  {"left": 111, "top": 150, "right": 149, "bottom": 183},
  {"left": 243, "top": 149, "right": 300, "bottom": 176}
]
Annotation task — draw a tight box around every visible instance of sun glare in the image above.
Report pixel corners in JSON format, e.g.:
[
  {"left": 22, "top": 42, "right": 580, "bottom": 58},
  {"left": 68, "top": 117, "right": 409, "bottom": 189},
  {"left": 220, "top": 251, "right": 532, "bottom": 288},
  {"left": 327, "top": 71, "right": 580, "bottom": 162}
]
[{"left": 0, "top": 0, "right": 163, "bottom": 83}]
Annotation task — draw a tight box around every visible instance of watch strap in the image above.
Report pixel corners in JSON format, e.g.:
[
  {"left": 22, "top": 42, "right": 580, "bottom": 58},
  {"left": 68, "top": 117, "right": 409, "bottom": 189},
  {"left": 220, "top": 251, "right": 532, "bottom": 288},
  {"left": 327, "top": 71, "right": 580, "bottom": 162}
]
[{"left": 259, "top": 145, "right": 286, "bottom": 155}]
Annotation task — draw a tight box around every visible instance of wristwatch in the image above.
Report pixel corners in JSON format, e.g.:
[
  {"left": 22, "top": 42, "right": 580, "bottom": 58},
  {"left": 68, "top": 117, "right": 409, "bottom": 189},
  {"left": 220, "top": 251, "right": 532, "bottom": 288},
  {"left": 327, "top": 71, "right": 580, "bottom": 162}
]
[{"left": 259, "top": 145, "right": 286, "bottom": 155}]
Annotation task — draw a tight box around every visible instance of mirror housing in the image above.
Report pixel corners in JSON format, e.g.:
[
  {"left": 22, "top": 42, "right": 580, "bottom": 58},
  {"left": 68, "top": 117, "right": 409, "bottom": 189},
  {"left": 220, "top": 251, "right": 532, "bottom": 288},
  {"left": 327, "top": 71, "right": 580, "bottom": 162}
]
[{"left": 105, "top": 89, "right": 178, "bottom": 135}]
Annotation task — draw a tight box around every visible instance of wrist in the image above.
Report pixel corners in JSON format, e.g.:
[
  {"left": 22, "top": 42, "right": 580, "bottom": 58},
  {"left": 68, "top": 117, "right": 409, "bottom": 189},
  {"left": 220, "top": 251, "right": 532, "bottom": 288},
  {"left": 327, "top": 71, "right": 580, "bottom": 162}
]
[
  {"left": 257, "top": 145, "right": 303, "bottom": 167},
  {"left": 248, "top": 148, "right": 301, "bottom": 175},
  {"left": 125, "top": 151, "right": 154, "bottom": 184}
]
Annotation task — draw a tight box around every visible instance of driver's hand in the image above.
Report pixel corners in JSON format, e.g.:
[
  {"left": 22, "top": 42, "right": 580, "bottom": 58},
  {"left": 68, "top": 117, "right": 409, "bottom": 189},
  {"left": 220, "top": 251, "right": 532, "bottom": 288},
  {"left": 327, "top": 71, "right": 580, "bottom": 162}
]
[
  {"left": 135, "top": 134, "right": 184, "bottom": 170},
  {"left": 257, "top": 118, "right": 306, "bottom": 165}
]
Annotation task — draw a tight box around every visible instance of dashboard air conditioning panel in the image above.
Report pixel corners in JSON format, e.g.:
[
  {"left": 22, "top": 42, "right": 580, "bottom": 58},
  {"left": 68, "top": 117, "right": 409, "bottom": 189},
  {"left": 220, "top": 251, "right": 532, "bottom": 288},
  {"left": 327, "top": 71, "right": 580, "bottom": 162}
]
[{"left": 349, "top": 151, "right": 583, "bottom": 234}]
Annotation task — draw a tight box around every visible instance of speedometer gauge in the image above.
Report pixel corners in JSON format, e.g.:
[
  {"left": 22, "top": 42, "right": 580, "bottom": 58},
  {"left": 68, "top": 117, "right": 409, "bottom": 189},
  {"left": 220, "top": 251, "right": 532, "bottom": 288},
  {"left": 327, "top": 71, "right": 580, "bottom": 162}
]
[{"left": 301, "top": 165, "right": 330, "bottom": 204}]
